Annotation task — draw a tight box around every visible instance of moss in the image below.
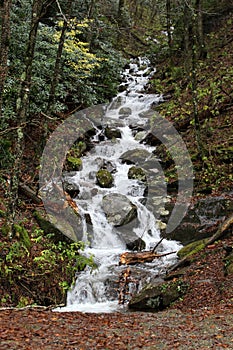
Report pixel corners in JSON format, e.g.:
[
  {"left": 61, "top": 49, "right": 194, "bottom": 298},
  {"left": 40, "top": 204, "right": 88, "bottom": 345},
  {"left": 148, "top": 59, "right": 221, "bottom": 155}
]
[
  {"left": 13, "top": 224, "right": 31, "bottom": 251},
  {"left": 66, "top": 156, "right": 82, "bottom": 171},
  {"left": 128, "top": 166, "right": 147, "bottom": 182},
  {"left": 96, "top": 169, "right": 113, "bottom": 188},
  {"left": 177, "top": 238, "right": 209, "bottom": 259}
]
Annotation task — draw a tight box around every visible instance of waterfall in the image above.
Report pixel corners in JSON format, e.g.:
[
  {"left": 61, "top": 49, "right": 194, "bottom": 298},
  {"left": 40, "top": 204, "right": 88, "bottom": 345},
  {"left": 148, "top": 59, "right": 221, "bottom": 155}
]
[{"left": 55, "top": 57, "right": 182, "bottom": 313}]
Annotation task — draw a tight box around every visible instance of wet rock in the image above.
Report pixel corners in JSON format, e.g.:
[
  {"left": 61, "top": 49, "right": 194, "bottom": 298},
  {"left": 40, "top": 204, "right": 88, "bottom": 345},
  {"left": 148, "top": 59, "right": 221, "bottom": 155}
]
[
  {"left": 128, "top": 166, "right": 147, "bottom": 182},
  {"left": 102, "top": 193, "right": 137, "bottom": 226},
  {"left": 163, "top": 195, "right": 233, "bottom": 245},
  {"left": 119, "top": 107, "right": 132, "bottom": 118},
  {"left": 62, "top": 176, "right": 80, "bottom": 198},
  {"left": 96, "top": 169, "right": 114, "bottom": 188},
  {"left": 128, "top": 279, "right": 189, "bottom": 311},
  {"left": 109, "top": 96, "right": 126, "bottom": 110},
  {"left": 126, "top": 237, "right": 146, "bottom": 251},
  {"left": 105, "top": 126, "right": 121, "bottom": 139},
  {"left": 120, "top": 149, "right": 151, "bottom": 165}
]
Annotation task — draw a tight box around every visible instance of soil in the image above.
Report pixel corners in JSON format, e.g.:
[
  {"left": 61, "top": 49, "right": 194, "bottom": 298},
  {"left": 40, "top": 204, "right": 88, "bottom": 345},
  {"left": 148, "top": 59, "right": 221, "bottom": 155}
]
[
  {"left": 0, "top": 306, "right": 233, "bottom": 349},
  {"left": 1, "top": 231, "right": 232, "bottom": 349}
]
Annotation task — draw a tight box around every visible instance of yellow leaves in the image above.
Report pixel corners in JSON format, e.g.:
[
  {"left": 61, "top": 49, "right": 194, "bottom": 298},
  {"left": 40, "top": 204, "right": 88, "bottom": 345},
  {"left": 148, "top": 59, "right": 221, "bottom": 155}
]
[{"left": 54, "top": 17, "right": 103, "bottom": 77}]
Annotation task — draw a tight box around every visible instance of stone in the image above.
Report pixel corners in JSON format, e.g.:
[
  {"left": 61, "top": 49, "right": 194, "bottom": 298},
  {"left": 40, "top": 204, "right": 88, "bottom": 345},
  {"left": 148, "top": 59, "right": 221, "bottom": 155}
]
[
  {"left": 96, "top": 169, "right": 114, "bottom": 188},
  {"left": 34, "top": 208, "right": 83, "bottom": 242},
  {"left": 119, "top": 107, "right": 132, "bottom": 117},
  {"left": 62, "top": 180, "right": 80, "bottom": 198},
  {"left": 177, "top": 239, "right": 209, "bottom": 259},
  {"left": 102, "top": 193, "right": 137, "bottom": 227},
  {"left": 163, "top": 196, "right": 233, "bottom": 245},
  {"left": 126, "top": 238, "right": 146, "bottom": 251},
  {"left": 128, "top": 279, "right": 189, "bottom": 311},
  {"left": 105, "top": 126, "right": 121, "bottom": 139},
  {"left": 128, "top": 166, "right": 147, "bottom": 182},
  {"left": 120, "top": 149, "right": 151, "bottom": 165}
]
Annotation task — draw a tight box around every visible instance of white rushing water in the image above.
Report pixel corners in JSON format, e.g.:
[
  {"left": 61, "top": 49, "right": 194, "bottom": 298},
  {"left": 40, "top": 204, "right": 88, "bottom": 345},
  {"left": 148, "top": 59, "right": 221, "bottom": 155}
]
[{"left": 55, "top": 58, "right": 182, "bottom": 313}]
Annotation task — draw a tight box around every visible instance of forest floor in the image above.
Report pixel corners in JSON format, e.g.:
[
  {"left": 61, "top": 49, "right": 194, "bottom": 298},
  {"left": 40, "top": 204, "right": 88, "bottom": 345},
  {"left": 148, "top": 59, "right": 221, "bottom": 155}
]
[
  {"left": 1, "top": 231, "right": 233, "bottom": 349},
  {"left": 0, "top": 305, "right": 233, "bottom": 349}
]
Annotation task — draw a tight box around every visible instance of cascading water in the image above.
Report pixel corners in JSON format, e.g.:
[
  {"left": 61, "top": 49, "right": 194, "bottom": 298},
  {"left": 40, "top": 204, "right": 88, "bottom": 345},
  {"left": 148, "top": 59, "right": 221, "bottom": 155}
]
[{"left": 55, "top": 58, "right": 182, "bottom": 313}]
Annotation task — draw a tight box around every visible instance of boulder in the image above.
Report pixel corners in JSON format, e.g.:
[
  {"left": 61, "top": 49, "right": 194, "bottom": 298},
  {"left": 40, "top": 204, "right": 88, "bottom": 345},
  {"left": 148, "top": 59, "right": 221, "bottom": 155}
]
[
  {"left": 128, "top": 166, "right": 147, "bottom": 182},
  {"left": 119, "top": 107, "right": 132, "bottom": 117},
  {"left": 128, "top": 279, "right": 189, "bottom": 311},
  {"left": 120, "top": 149, "right": 151, "bottom": 165},
  {"left": 62, "top": 179, "right": 80, "bottom": 198},
  {"left": 105, "top": 126, "right": 121, "bottom": 139},
  {"left": 163, "top": 195, "right": 233, "bottom": 245},
  {"left": 96, "top": 169, "right": 114, "bottom": 188},
  {"left": 102, "top": 193, "right": 137, "bottom": 227},
  {"left": 126, "top": 238, "right": 146, "bottom": 251},
  {"left": 34, "top": 208, "right": 83, "bottom": 242}
]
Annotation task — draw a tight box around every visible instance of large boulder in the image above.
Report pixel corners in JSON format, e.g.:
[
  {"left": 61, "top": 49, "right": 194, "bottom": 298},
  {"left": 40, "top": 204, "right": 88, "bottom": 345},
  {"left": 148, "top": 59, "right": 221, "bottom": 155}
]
[
  {"left": 102, "top": 193, "right": 137, "bottom": 227},
  {"left": 163, "top": 195, "right": 233, "bottom": 245},
  {"left": 96, "top": 169, "right": 114, "bottom": 188},
  {"left": 128, "top": 279, "right": 189, "bottom": 311},
  {"left": 34, "top": 208, "right": 83, "bottom": 242},
  {"left": 120, "top": 149, "right": 151, "bottom": 165}
]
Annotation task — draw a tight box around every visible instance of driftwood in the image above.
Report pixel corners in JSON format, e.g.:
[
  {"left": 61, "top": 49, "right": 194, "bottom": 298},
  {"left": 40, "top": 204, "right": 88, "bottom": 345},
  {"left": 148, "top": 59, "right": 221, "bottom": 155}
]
[{"left": 119, "top": 250, "right": 176, "bottom": 266}]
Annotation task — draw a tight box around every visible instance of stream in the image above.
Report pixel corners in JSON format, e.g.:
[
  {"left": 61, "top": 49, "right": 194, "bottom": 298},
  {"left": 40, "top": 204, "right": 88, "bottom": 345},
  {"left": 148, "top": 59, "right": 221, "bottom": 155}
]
[{"left": 55, "top": 58, "right": 182, "bottom": 313}]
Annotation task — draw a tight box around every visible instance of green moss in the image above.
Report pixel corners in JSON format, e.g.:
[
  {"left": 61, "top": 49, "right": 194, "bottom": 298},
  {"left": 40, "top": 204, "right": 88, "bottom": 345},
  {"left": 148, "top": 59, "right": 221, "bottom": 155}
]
[
  {"left": 96, "top": 169, "right": 113, "bottom": 188},
  {"left": 177, "top": 238, "right": 209, "bottom": 259},
  {"left": 66, "top": 156, "right": 82, "bottom": 171},
  {"left": 13, "top": 224, "right": 31, "bottom": 251},
  {"left": 128, "top": 166, "right": 147, "bottom": 182}
]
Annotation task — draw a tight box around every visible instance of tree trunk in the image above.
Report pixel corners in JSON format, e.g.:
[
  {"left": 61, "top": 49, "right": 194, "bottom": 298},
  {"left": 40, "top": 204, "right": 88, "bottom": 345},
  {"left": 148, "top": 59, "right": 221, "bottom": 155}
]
[
  {"left": 195, "top": 0, "right": 206, "bottom": 58},
  {"left": 8, "top": 0, "right": 55, "bottom": 235},
  {"left": 166, "top": 0, "right": 172, "bottom": 55},
  {"left": 0, "top": 0, "right": 12, "bottom": 118},
  {"left": 47, "top": 0, "right": 73, "bottom": 114}
]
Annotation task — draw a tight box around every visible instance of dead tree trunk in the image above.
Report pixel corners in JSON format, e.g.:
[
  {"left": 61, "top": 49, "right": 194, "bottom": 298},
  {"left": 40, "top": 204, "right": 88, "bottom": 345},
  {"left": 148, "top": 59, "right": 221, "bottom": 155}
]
[{"left": 119, "top": 251, "right": 176, "bottom": 266}]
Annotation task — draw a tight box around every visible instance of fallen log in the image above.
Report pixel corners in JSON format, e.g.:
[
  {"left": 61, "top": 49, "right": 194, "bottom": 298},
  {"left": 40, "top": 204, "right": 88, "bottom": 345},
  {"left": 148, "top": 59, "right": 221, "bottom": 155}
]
[{"left": 119, "top": 250, "right": 176, "bottom": 266}]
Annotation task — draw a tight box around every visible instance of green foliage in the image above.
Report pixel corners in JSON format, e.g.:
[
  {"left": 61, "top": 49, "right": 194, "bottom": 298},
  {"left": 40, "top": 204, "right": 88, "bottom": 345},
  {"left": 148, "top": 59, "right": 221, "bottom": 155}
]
[{"left": 0, "top": 225, "right": 96, "bottom": 305}]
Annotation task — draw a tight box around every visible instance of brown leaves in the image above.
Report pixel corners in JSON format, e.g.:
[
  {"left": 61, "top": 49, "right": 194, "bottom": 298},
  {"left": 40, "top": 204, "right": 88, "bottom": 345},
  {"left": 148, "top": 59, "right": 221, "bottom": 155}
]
[{"left": 0, "top": 308, "right": 233, "bottom": 349}]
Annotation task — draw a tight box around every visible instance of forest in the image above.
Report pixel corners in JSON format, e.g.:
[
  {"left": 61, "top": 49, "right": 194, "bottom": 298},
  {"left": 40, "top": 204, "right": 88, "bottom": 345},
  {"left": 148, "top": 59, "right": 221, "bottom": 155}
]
[{"left": 0, "top": 0, "right": 233, "bottom": 341}]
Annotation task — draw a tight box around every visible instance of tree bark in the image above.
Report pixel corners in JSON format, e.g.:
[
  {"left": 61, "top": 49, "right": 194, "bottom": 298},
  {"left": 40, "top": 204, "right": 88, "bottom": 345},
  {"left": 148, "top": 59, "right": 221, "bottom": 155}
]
[
  {"left": 8, "top": 0, "right": 55, "bottom": 235},
  {"left": 0, "top": 0, "right": 12, "bottom": 118},
  {"left": 166, "top": 0, "right": 172, "bottom": 55},
  {"left": 47, "top": 0, "right": 73, "bottom": 114}
]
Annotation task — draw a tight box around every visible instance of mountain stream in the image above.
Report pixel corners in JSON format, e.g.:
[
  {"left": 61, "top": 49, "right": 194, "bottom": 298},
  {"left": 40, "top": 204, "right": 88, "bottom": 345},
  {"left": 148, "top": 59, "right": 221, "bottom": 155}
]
[{"left": 55, "top": 58, "right": 182, "bottom": 313}]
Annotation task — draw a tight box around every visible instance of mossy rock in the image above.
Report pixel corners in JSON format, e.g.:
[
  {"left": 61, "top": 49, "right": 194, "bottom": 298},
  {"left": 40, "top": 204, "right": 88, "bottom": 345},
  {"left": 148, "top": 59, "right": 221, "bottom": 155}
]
[
  {"left": 105, "top": 126, "right": 121, "bottom": 139},
  {"left": 177, "top": 238, "right": 209, "bottom": 259},
  {"left": 128, "top": 166, "right": 147, "bottom": 182},
  {"left": 96, "top": 169, "right": 113, "bottom": 188},
  {"left": 66, "top": 156, "right": 82, "bottom": 171},
  {"left": 129, "top": 279, "right": 189, "bottom": 311}
]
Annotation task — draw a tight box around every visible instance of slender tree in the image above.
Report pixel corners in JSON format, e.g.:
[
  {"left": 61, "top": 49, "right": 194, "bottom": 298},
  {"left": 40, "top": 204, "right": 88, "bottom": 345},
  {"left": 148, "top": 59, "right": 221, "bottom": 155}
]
[
  {"left": 47, "top": 0, "right": 73, "bottom": 114},
  {"left": 8, "top": 0, "right": 55, "bottom": 235},
  {"left": 0, "top": 0, "right": 12, "bottom": 118}
]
